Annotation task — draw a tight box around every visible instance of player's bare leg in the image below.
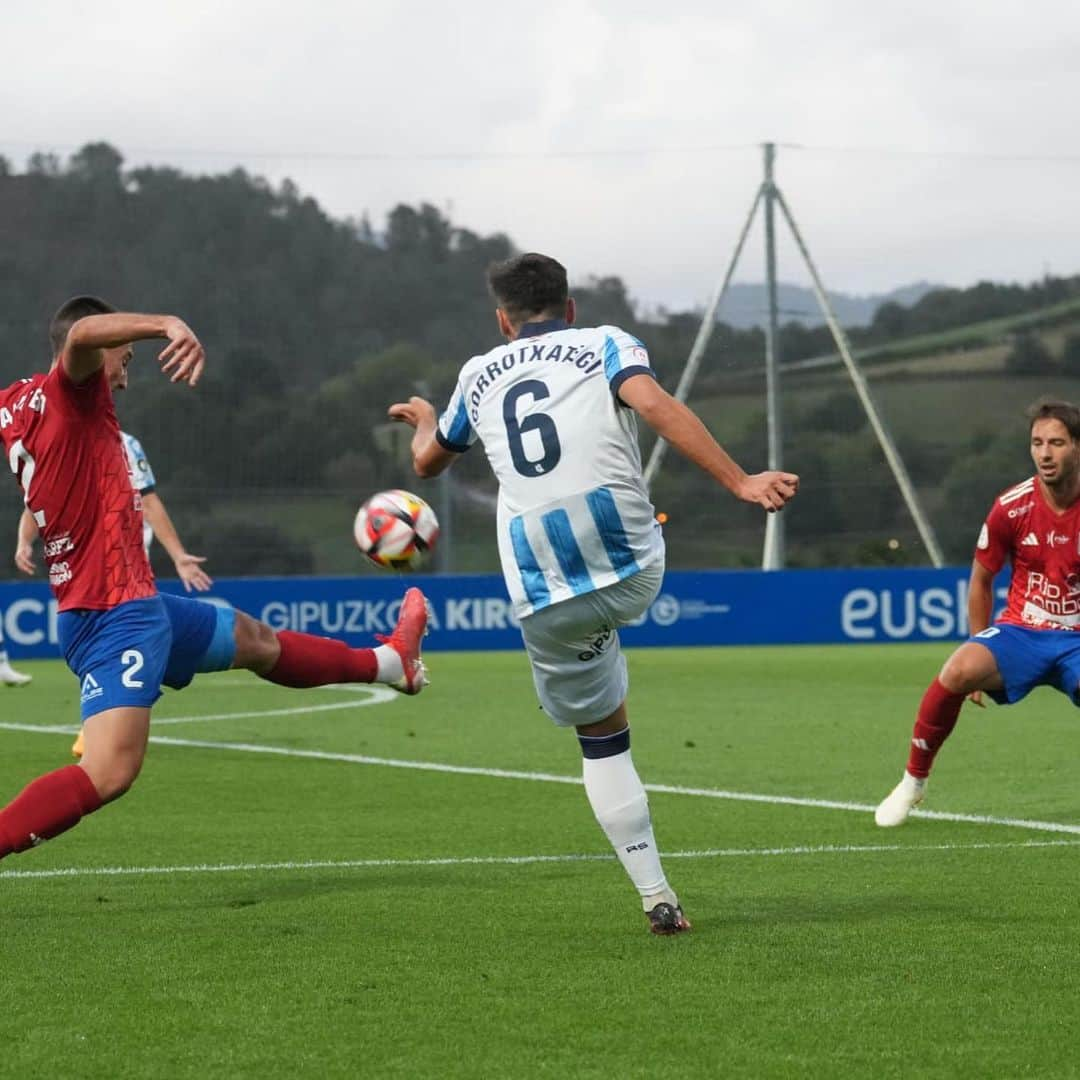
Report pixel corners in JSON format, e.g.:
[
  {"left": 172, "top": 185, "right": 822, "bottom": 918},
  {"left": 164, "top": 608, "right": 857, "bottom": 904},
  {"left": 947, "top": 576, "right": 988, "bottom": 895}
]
[
  {"left": 0, "top": 706, "right": 148, "bottom": 860},
  {"left": 72, "top": 595, "right": 433, "bottom": 765},
  {"left": 578, "top": 703, "right": 690, "bottom": 935},
  {"left": 72, "top": 700, "right": 147, "bottom": 762},
  {"left": 79, "top": 706, "right": 151, "bottom": 803},
  {"left": 876, "top": 642, "right": 1004, "bottom": 827}
]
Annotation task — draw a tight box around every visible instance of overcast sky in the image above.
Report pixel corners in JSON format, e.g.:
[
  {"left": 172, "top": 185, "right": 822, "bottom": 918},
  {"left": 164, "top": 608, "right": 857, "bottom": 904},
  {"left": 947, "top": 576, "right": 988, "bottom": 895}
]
[{"left": 3, "top": 1, "right": 1078, "bottom": 312}]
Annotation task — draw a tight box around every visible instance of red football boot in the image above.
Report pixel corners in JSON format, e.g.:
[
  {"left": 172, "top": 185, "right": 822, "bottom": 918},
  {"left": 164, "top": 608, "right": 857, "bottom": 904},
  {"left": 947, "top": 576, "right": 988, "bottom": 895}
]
[{"left": 377, "top": 587, "right": 430, "bottom": 695}]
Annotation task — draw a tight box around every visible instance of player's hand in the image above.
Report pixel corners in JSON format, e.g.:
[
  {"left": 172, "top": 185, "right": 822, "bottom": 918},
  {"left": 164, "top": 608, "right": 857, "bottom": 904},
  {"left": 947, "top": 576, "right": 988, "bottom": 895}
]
[
  {"left": 736, "top": 471, "right": 800, "bottom": 512},
  {"left": 388, "top": 397, "right": 437, "bottom": 431},
  {"left": 159, "top": 318, "right": 206, "bottom": 387},
  {"left": 14, "top": 542, "right": 35, "bottom": 575},
  {"left": 175, "top": 553, "right": 213, "bottom": 592},
  {"left": 967, "top": 690, "right": 986, "bottom": 709}
]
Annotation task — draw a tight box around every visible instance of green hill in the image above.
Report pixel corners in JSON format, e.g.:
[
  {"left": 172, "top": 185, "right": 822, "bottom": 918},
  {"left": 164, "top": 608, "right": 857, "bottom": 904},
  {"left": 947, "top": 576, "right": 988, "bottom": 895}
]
[
  {"left": 3, "top": 142, "right": 1080, "bottom": 575},
  {"left": 661, "top": 302, "right": 1080, "bottom": 570}
]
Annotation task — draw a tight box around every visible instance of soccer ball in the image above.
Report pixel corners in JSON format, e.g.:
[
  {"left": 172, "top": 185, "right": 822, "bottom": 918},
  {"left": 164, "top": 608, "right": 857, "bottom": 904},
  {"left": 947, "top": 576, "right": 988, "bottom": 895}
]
[{"left": 353, "top": 489, "right": 439, "bottom": 571}]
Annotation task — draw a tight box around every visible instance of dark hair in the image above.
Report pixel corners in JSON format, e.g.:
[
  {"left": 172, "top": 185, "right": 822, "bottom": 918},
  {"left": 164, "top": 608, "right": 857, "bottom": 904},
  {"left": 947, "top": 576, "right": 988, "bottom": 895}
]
[
  {"left": 1027, "top": 398, "right": 1080, "bottom": 440},
  {"left": 48, "top": 295, "right": 115, "bottom": 356},
  {"left": 487, "top": 253, "right": 568, "bottom": 324}
]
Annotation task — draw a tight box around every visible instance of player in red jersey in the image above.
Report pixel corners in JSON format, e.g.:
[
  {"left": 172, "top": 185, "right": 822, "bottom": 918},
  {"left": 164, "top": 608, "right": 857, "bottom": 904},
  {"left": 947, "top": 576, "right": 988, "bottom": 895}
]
[
  {"left": 876, "top": 399, "right": 1080, "bottom": 825},
  {"left": 13, "top": 331, "right": 213, "bottom": 757},
  {"left": 0, "top": 296, "right": 429, "bottom": 862}
]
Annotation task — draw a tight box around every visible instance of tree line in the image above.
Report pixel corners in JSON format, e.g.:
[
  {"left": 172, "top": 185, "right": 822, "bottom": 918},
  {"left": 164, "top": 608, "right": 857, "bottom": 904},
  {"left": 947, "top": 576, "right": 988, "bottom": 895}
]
[{"left": 1, "top": 143, "right": 1077, "bottom": 573}]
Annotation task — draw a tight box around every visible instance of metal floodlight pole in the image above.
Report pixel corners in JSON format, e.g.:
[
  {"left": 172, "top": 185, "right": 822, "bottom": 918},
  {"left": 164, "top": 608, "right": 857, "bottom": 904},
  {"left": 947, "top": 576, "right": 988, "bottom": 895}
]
[
  {"left": 772, "top": 186, "right": 946, "bottom": 568},
  {"left": 645, "top": 142, "right": 943, "bottom": 569},
  {"left": 761, "top": 142, "right": 784, "bottom": 570},
  {"left": 642, "top": 185, "right": 763, "bottom": 488}
]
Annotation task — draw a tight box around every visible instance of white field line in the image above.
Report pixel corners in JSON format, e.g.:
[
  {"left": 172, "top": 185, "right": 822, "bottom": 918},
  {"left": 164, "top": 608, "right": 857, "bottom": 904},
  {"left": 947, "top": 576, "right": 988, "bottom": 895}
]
[
  {"left": 3, "top": 838, "right": 1078, "bottom": 882},
  {"left": 0, "top": 682, "right": 397, "bottom": 731},
  {"left": 148, "top": 735, "right": 1080, "bottom": 837},
  {"left": 3, "top": 708, "right": 1079, "bottom": 837},
  {"left": 141, "top": 682, "right": 400, "bottom": 726},
  {"left": 4, "top": 720, "right": 1076, "bottom": 837}
]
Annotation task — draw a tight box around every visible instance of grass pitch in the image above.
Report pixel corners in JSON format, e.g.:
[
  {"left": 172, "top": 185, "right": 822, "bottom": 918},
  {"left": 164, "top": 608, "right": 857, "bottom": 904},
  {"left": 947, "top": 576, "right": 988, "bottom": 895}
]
[{"left": 1, "top": 644, "right": 1078, "bottom": 1079}]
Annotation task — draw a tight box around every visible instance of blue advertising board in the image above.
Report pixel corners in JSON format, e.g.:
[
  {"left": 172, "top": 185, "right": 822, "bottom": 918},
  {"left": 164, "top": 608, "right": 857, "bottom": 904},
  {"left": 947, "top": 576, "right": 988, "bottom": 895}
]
[{"left": 0, "top": 568, "right": 1008, "bottom": 660}]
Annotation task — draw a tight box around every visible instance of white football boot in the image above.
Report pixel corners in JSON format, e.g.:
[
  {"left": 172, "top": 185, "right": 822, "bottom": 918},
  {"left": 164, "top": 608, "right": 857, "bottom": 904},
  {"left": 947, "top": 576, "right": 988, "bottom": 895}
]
[
  {"left": 874, "top": 772, "right": 926, "bottom": 827},
  {"left": 0, "top": 659, "right": 32, "bottom": 687}
]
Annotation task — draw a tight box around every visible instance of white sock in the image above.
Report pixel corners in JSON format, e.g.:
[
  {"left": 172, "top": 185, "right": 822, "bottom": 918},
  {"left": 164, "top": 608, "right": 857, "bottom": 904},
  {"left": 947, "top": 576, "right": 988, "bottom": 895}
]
[
  {"left": 903, "top": 771, "right": 927, "bottom": 791},
  {"left": 0, "top": 649, "right": 8, "bottom": 666},
  {"left": 582, "top": 749, "right": 675, "bottom": 911},
  {"left": 374, "top": 644, "right": 403, "bottom": 683}
]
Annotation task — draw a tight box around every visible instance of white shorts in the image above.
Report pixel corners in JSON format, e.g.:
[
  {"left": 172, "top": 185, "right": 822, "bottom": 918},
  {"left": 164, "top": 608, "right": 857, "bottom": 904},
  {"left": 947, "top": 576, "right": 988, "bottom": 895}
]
[{"left": 519, "top": 560, "right": 664, "bottom": 727}]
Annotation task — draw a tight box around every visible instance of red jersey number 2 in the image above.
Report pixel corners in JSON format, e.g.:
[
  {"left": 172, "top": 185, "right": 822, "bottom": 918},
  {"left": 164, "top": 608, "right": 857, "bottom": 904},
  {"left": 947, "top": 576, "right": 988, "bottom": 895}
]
[{"left": 7, "top": 438, "right": 45, "bottom": 528}]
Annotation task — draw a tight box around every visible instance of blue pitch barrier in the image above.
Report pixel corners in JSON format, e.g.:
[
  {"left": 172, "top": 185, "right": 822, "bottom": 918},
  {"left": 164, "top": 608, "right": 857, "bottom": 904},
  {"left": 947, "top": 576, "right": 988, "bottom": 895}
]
[{"left": 0, "top": 568, "right": 1009, "bottom": 659}]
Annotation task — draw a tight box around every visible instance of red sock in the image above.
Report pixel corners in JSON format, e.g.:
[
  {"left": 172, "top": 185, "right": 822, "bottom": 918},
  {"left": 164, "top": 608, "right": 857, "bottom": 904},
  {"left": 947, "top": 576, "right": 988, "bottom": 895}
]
[
  {"left": 907, "top": 678, "right": 965, "bottom": 779},
  {"left": 264, "top": 630, "right": 378, "bottom": 688},
  {"left": 0, "top": 765, "right": 103, "bottom": 859}
]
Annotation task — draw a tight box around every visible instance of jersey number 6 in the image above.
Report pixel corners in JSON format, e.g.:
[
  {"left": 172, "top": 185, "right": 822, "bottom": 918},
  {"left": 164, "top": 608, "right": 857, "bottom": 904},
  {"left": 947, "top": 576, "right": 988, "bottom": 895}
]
[{"left": 503, "top": 380, "right": 562, "bottom": 478}]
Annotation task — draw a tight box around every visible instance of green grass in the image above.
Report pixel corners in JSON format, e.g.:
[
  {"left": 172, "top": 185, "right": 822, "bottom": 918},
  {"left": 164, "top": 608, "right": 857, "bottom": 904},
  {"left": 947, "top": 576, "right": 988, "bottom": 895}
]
[{"left": 1, "top": 645, "right": 1078, "bottom": 1078}]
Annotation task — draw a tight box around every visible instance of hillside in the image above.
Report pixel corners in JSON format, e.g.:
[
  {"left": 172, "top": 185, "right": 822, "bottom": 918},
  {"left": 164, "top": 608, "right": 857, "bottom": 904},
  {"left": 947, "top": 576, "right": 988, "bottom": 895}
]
[
  {"left": 715, "top": 280, "right": 939, "bottom": 330},
  {"left": 2, "top": 142, "right": 1080, "bottom": 575},
  {"left": 664, "top": 301, "right": 1080, "bottom": 570}
]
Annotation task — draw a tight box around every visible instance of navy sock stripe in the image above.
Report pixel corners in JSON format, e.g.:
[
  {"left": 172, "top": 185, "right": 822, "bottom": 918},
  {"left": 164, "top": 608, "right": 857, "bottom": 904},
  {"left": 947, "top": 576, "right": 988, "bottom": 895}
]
[{"left": 578, "top": 726, "right": 630, "bottom": 759}]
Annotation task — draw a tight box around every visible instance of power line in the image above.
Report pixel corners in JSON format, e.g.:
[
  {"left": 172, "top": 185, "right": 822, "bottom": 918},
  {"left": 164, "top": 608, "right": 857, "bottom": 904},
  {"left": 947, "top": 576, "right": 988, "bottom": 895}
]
[
  {"left": 786, "top": 143, "right": 1080, "bottom": 165},
  {"left": 5, "top": 137, "right": 1080, "bottom": 166},
  {"left": 0, "top": 139, "right": 757, "bottom": 163}
]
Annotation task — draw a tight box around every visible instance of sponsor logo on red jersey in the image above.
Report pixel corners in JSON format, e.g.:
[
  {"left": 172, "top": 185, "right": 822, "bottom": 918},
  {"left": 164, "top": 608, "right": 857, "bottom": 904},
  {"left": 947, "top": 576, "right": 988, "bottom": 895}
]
[
  {"left": 978, "top": 477, "right": 1080, "bottom": 631},
  {"left": 0, "top": 369, "right": 155, "bottom": 611}
]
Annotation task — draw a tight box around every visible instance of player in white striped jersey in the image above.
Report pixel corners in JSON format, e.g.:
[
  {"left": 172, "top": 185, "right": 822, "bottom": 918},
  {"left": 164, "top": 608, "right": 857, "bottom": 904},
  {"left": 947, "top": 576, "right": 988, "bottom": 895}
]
[
  {"left": 16, "top": 411, "right": 211, "bottom": 591},
  {"left": 117, "top": 431, "right": 212, "bottom": 592},
  {"left": 391, "top": 253, "right": 799, "bottom": 934}
]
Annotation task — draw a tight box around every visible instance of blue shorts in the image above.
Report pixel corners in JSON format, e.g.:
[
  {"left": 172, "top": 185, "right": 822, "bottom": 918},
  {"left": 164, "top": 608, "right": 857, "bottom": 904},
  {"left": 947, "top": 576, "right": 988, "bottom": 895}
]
[
  {"left": 59, "top": 594, "right": 238, "bottom": 721},
  {"left": 969, "top": 623, "right": 1080, "bottom": 706}
]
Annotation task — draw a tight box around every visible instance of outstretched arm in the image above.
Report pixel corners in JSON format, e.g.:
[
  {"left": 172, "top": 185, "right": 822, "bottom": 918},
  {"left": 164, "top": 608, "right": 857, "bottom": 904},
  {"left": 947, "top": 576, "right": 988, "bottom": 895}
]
[
  {"left": 618, "top": 374, "right": 799, "bottom": 511},
  {"left": 387, "top": 397, "right": 458, "bottom": 478},
  {"left": 63, "top": 313, "right": 205, "bottom": 387},
  {"left": 15, "top": 509, "right": 39, "bottom": 575},
  {"left": 140, "top": 492, "right": 213, "bottom": 592},
  {"left": 964, "top": 558, "right": 997, "bottom": 707},
  {"left": 967, "top": 559, "right": 995, "bottom": 637}
]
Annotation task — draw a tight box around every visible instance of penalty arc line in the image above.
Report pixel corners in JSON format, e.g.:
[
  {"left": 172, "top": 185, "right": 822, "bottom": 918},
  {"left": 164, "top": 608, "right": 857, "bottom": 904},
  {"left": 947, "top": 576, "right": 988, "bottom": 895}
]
[
  {"left": 2, "top": 838, "right": 1079, "bottom": 882},
  {"left": 3, "top": 723, "right": 1079, "bottom": 838},
  {"left": 151, "top": 683, "right": 401, "bottom": 726},
  {"left": 0, "top": 683, "right": 399, "bottom": 732}
]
